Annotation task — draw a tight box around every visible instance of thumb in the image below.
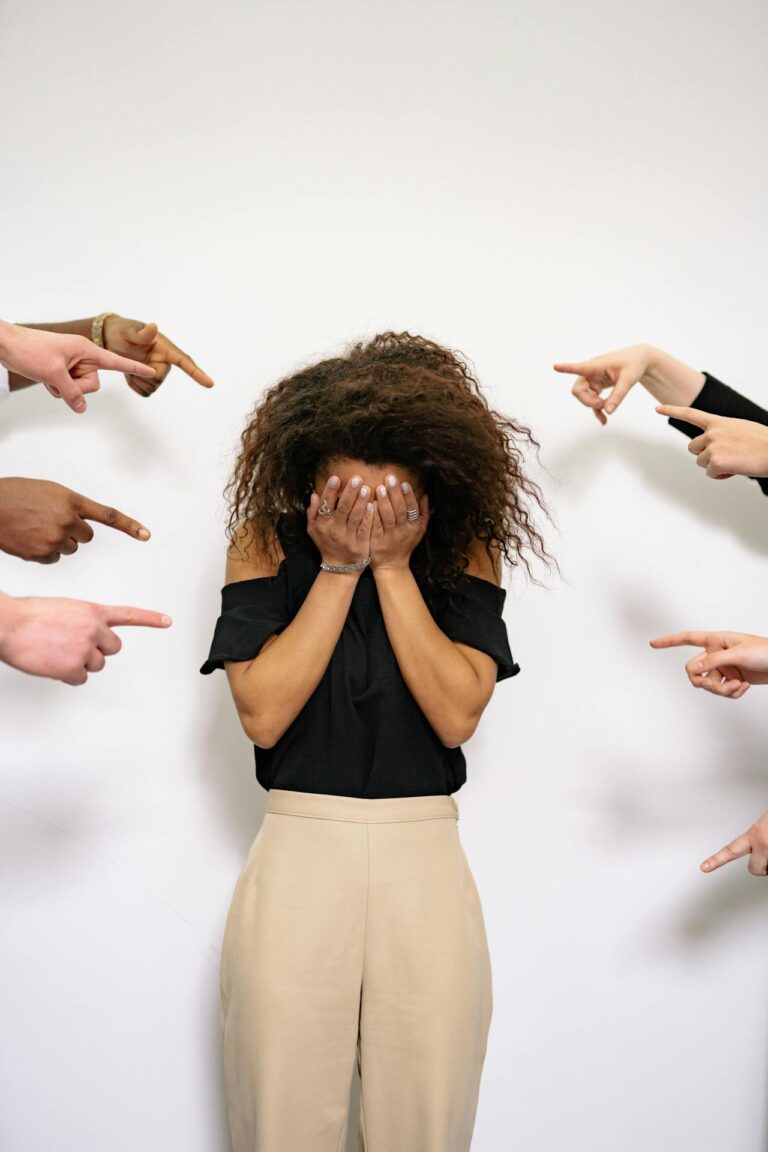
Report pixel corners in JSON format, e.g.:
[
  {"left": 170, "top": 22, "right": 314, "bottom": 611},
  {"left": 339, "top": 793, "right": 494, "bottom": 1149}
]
[
  {"left": 603, "top": 368, "right": 637, "bottom": 414},
  {"left": 655, "top": 404, "right": 710, "bottom": 429},
  {"left": 691, "top": 647, "right": 743, "bottom": 675},
  {"left": 132, "top": 321, "right": 158, "bottom": 346}
]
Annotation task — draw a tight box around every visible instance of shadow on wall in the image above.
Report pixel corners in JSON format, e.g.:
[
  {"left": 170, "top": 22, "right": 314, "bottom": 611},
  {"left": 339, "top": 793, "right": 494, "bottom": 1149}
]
[{"left": 548, "top": 428, "right": 768, "bottom": 558}]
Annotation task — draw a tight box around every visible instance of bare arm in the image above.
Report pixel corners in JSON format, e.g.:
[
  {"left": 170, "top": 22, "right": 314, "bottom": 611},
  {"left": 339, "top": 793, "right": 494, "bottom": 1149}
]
[
  {"left": 373, "top": 539, "right": 502, "bottom": 747},
  {"left": 1, "top": 317, "right": 96, "bottom": 391}
]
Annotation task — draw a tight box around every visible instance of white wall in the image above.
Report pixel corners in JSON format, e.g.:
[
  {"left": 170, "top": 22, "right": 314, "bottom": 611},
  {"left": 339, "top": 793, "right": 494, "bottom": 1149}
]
[{"left": 2, "top": 1, "right": 768, "bottom": 1148}]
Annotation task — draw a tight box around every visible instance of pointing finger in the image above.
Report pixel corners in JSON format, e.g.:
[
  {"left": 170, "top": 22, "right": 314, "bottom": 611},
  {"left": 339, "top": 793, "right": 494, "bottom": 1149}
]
[
  {"left": 74, "top": 494, "right": 151, "bottom": 541},
  {"left": 650, "top": 631, "right": 713, "bottom": 650},
  {"left": 91, "top": 346, "right": 157, "bottom": 379},
  {"left": 701, "top": 832, "right": 752, "bottom": 873},
  {"left": 99, "top": 605, "right": 173, "bottom": 628},
  {"left": 655, "top": 404, "right": 712, "bottom": 428}
]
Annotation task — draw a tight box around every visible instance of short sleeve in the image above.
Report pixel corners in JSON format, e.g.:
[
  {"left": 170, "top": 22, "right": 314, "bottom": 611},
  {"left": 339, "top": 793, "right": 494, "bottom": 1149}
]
[
  {"left": 431, "top": 576, "right": 520, "bottom": 682},
  {"left": 200, "top": 568, "right": 290, "bottom": 674}
]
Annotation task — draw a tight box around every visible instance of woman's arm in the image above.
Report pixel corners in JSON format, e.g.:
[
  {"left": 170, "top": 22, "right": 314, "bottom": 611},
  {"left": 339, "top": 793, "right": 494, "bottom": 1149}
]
[
  {"left": 373, "top": 539, "right": 503, "bottom": 748},
  {"left": 553, "top": 343, "right": 705, "bottom": 423},
  {"left": 223, "top": 478, "right": 375, "bottom": 747}
]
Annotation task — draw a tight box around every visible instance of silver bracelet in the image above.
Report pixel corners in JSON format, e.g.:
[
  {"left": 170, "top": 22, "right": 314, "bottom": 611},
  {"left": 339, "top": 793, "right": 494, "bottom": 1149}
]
[{"left": 320, "top": 555, "right": 371, "bottom": 574}]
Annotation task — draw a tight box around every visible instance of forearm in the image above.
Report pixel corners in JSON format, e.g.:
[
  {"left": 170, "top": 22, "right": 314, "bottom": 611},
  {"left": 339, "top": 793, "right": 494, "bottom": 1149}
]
[
  {"left": 641, "top": 346, "right": 706, "bottom": 406},
  {"left": 1, "top": 318, "right": 96, "bottom": 390},
  {"left": 227, "top": 569, "right": 362, "bottom": 746},
  {"left": 373, "top": 566, "right": 486, "bottom": 746},
  {"left": 0, "top": 592, "right": 19, "bottom": 656}
]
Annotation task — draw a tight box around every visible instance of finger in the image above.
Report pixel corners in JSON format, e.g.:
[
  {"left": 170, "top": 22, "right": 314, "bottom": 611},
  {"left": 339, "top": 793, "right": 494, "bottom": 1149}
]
[
  {"left": 48, "top": 369, "right": 87, "bottom": 414},
  {"left": 602, "top": 369, "right": 636, "bottom": 414},
  {"left": 38, "top": 551, "right": 62, "bottom": 565},
  {"left": 572, "top": 377, "right": 605, "bottom": 409},
  {"left": 96, "top": 626, "right": 122, "bottom": 657},
  {"left": 688, "top": 433, "right": 707, "bottom": 455},
  {"left": 650, "top": 632, "right": 714, "bottom": 650},
  {"left": 128, "top": 321, "right": 158, "bottom": 347},
  {"left": 691, "top": 648, "right": 745, "bottom": 676},
  {"left": 74, "top": 495, "right": 151, "bottom": 541},
  {"left": 347, "top": 482, "right": 372, "bottom": 527},
  {"left": 336, "top": 475, "right": 364, "bottom": 516},
  {"left": 375, "top": 482, "right": 396, "bottom": 527},
  {"left": 357, "top": 497, "right": 375, "bottom": 542},
  {"left": 312, "top": 474, "right": 341, "bottom": 521},
  {"left": 700, "top": 832, "right": 752, "bottom": 872},
  {"left": 160, "top": 337, "right": 214, "bottom": 387},
  {"left": 749, "top": 849, "right": 768, "bottom": 876},
  {"left": 655, "top": 404, "right": 711, "bottom": 429},
  {"left": 593, "top": 406, "right": 608, "bottom": 426},
  {"left": 100, "top": 605, "right": 173, "bottom": 628},
  {"left": 553, "top": 361, "right": 590, "bottom": 377},
  {"left": 400, "top": 481, "right": 420, "bottom": 521},
  {"left": 70, "top": 517, "right": 95, "bottom": 545},
  {"left": 63, "top": 668, "right": 88, "bottom": 687},
  {"left": 91, "top": 347, "right": 157, "bottom": 379},
  {"left": 126, "top": 374, "right": 161, "bottom": 397},
  {"left": 58, "top": 538, "right": 79, "bottom": 557},
  {"left": 84, "top": 649, "right": 106, "bottom": 673},
  {"left": 384, "top": 473, "right": 407, "bottom": 519}
]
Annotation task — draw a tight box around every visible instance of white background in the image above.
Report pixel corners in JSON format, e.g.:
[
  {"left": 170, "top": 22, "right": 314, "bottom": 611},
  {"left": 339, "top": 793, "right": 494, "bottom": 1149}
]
[{"left": 2, "top": 1, "right": 768, "bottom": 1149}]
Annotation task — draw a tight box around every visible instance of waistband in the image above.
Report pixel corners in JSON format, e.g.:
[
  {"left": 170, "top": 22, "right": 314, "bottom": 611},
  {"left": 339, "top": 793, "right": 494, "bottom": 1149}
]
[{"left": 265, "top": 789, "right": 460, "bottom": 824}]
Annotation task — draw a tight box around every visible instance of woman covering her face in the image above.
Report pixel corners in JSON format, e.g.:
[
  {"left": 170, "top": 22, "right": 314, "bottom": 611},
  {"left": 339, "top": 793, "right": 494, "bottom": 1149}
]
[{"left": 201, "top": 331, "right": 551, "bottom": 1152}]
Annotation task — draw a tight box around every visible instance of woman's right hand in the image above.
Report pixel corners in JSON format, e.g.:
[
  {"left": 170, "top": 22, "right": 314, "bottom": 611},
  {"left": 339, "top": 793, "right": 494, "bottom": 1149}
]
[
  {"left": 553, "top": 345, "right": 654, "bottom": 424},
  {"left": 306, "top": 472, "right": 374, "bottom": 566},
  {"left": 554, "top": 344, "right": 705, "bottom": 424}
]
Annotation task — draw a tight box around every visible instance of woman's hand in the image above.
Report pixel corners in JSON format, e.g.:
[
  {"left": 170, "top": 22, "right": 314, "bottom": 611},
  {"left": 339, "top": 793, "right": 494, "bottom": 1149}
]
[
  {"left": 650, "top": 630, "right": 768, "bottom": 698},
  {"left": 554, "top": 344, "right": 704, "bottom": 424},
  {"left": 306, "top": 472, "right": 374, "bottom": 566},
  {"left": 370, "top": 473, "right": 429, "bottom": 570},
  {"left": 655, "top": 405, "right": 768, "bottom": 479},
  {"left": 701, "top": 812, "right": 768, "bottom": 876},
  {"left": 102, "top": 315, "right": 214, "bottom": 396},
  {"left": 553, "top": 345, "right": 654, "bottom": 424}
]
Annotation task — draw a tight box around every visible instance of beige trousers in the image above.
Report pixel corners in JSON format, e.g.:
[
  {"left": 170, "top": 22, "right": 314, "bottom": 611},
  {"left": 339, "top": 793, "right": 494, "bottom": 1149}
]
[{"left": 220, "top": 788, "right": 493, "bottom": 1152}]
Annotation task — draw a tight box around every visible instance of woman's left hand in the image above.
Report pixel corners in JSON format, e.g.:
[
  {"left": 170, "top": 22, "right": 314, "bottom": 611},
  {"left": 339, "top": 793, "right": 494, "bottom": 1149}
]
[
  {"left": 370, "top": 473, "right": 429, "bottom": 570},
  {"left": 650, "top": 629, "right": 768, "bottom": 697},
  {"left": 103, "top": 315, "right": 214, "bottom": 397},
  {"left": 656, "top": 405, "right": 768, "bottom": 479}
]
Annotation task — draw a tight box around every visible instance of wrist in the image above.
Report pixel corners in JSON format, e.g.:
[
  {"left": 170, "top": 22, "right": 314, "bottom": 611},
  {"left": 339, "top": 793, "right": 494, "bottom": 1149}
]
[
  {"left": 0, "top": 593, "right": 20, "bottom": 652},
  {"left": 642, "top": 347, "right": 705, "bottom": 406},
  {"left": 0, "top": 320, "right": 16, "bottom": 365}
]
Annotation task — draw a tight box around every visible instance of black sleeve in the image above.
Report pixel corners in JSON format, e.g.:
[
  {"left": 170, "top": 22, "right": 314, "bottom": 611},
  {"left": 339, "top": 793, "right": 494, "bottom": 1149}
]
[
  {"left": 668, "top": 372, "right": 768, "bottom": 496},
  {"left": 431, "top": 577, "right": 521, "bottom": 683},
  {"left": 200, "top": 572, "right": 290, "bottom": 674}
]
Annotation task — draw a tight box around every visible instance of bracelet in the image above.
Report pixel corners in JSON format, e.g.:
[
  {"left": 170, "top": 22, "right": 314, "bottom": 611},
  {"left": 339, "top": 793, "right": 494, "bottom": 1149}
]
[
  {"left": 320, "top": 556, "right": 371, "bottom": 574},
  {"left": 91, "top": 312, "right": 119, "bottom": 348}
]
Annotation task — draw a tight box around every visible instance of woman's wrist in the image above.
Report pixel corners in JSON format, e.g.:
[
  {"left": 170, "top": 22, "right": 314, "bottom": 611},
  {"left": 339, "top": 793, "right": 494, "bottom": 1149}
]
[{"left": 641, "top": 346, "right": 706, "bottom": 406}]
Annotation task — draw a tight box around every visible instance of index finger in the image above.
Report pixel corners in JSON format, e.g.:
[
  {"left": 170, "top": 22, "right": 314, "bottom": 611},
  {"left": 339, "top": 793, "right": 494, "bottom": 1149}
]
[
  {"left": 74, "top": 494, "right": 151, "bottom": 541},
  {"left": 655, "top": 404, "right": 711, "bottom": 428},
  {"left": 162, "top": 337, "right": 214, "bottom": 388},
  {"left": 553, "top": 361, "right": 590, "bottom": 377},
  {"left": 91, "top": 347, "right": 157, "bottom": 379},
  {"left": 701, "top": 832, "right": 752, "bottom": 873},
  {"left": 649, "top": 631, "right": 712, "bottom": 649},
  {"left": 99, "top": 605, "right": 173, "bottom": 628}
]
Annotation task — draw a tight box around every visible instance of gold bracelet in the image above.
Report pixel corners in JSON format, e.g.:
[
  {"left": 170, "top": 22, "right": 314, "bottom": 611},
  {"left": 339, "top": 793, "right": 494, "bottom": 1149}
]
[{"left": 91, "top": 311, "right": 118, "bottom": 348}]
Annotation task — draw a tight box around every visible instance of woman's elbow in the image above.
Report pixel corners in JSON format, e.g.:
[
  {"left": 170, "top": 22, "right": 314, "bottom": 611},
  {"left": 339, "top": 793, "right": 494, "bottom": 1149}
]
[{"left": 238, "top": 709, "right": 284, "bottom": 749}]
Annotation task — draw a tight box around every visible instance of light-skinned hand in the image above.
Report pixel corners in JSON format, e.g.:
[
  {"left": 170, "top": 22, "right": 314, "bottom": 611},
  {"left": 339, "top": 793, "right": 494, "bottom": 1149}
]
[
  {"left": 701, "top": 811, "right": 768, "bottom": 876},
  {"left": 649, "top": 629, "right": 768, "bottom": 698},
  {"left": 656, "top": 404, "right": 768, "bottom": 479},
  {"left": 0, "top": 594, "right": 172, "bottom": 686}
]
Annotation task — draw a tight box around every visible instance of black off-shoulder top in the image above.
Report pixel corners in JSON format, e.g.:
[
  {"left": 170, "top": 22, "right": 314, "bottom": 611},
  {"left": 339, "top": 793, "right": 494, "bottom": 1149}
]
[{"left": 200, "top": 514, "right": 520, "bottom": 798}]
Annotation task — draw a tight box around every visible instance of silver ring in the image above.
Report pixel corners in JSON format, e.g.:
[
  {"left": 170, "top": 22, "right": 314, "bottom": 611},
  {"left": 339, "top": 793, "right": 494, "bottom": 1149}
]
[
  {"left": 318, "top": 498, "right": 336, "bottom": 517},
  {"left": 406, "top": 507, "right": 420, "bottom": 521}
]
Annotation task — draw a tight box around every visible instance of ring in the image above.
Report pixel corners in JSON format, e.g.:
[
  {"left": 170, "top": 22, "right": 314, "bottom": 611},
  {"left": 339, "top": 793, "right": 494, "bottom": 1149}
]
[
  {"left": 406, "top": 507, "right": 420, "bottom": 521},
  {"left": 318, "top": 498, "right": 336, "bottom": 517}
]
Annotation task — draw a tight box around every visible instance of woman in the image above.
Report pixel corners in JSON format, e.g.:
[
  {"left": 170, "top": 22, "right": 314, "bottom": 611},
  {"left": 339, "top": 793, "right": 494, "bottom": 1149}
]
[{"left": 201, "top": 331, "right": 551, "bottom": 1151}]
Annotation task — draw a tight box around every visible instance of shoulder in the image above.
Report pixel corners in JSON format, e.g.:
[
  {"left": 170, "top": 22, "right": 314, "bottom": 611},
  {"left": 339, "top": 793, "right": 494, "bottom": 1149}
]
[{"left": 225, "top": 519, "right": 286, "bottom": 584}]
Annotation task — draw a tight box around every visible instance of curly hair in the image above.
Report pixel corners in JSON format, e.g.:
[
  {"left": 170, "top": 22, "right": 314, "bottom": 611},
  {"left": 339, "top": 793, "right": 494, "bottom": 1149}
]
[{"left": 225, "top": 331, "right": 554, "bottom": 609}]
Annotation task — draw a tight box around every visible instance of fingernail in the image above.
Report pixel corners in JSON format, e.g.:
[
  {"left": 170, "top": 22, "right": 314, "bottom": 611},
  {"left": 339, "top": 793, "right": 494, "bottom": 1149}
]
[
  {"left": 378, "top": 485, "right": 387, "bottom": 497},
  {"left": 701, "top": 862, "right": 711, "bottom": 871},
  {"left": 360, "top": 485, "right": 369, "bottom": 497},
  {"left": 137, "top": 528, "right": 150, "bottom": 540},
  {"left": 367, "top": 502, "right": 373, "bottom": 512},
  {"left": 605, "top": 403, "right": 614, "bottom": 414},
  {"left": 693, "top": 661, "right": 704, "bottom": 672},
  {"left": 351, "top": 476, "right": 361, "bottom": 487},
  {"left": 329, "top": 476, "right": 340, "bottom": 488},
  {"left": 400, "top": 481, "right": 411, "bottom": 493},
  {"left": 386, "top": 474, "right": 397, "bottom": 487},
  {"left": 161, "top": 615, "right": 172, "bottom": 626}
]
